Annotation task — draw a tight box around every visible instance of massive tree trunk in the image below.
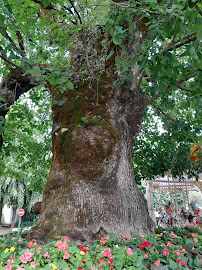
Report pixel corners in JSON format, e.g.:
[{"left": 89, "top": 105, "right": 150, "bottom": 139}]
[
  {"left": 29, "top": 5, "right": 156, "bottom": 242},
  {"left": 32, "top": 70, "right": 155, "bottom": 242}
]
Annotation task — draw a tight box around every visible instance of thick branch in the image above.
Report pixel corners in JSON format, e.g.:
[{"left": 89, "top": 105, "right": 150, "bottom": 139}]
[
  {"left": 195, "top": 1, "right": 202, "bottom": 16},
  {"left": 144, "top": 73, "right": 197, "bottom": 106},
  {"left": 144, "top": 87, "right": 171, "bottom": 107},
  {"left": 109, "top": 0, "right": 130, "bottom": 7},
  {"left": 69, "top": 0, "right": 83, "bottom": 24},
  {"left": 0, "top": 67, "right": 40, "bottom": 147},
  {"left": 167, "top": 36, "right": 197, "bottom": 52},
  {"left": 177, "top": 85, "right": 195, "bottom": 93},
  {"left": 62, "top": 6, "right": 78, "bottom": 25},
  {"left": 5, "top": 32, "right": 25, "bottom": 57},
  {"left": 160, "top": 33, "right": 197, "bottom": 54},
  {"left": 16, "top": 31, "right": 25, "bottom": 54},
  {"left": 152, "top": 104, "right": 175, "bottom": 121},
  {"left": 0, "top": 46, "right": 20, "bottom": 68}
]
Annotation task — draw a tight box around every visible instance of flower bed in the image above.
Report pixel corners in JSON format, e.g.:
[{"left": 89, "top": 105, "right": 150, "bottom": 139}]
[{"left": 0, "top": 227, "right": 201, "bottom": 269}]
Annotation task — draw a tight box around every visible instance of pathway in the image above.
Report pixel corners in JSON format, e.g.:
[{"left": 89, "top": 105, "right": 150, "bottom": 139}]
[{"left": 0, "top": 226, "right": 13, "bottom": 235}]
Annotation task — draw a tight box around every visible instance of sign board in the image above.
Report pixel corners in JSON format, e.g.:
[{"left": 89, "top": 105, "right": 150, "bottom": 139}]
[{"left": 18, "top": 209, "right": 25, "bottom": 217}]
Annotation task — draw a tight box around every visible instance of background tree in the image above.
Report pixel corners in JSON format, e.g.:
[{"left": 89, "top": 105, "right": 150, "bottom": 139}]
[
  {"left": 0, "top": 86, "right": 51, "bottom": 224},
  {"left": 0, "top": 0, "right": 201, "bottom": 242}
]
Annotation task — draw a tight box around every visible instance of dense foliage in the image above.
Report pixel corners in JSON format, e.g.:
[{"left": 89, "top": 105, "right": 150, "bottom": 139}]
[
  {"left": 0, "top": 227, "right": 202, "bottom": 269},
  {"left": 0, "top": 86, "right": 51, "bottom": 210}
]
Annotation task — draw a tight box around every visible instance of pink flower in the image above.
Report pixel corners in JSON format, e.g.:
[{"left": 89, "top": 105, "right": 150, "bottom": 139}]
[
  {"left": 11, "top": 237, "right": 16, "bottom": 240},
  {"left": 160, "top": 233, "right": 163, "bottom": 236},
  {"left": 100, "top": 238, "right": 107, "bottom": 245},
  {"left": 43, "top": 252, "right": 49, "bottom": 257},
  {"left": 167, "top": 241, "right": 172, "bottom": 247},
  {"left": 2, "top": 244, "right": 5, "bottom": 247},
  {"left": 63, "top": 236, "right": 70, "bottom": 241},
  {"left": 20, "top": 255, "right": 28, "bottom": 264},
  {"left": 180, "top": 245, "right": 183, "bottom": 249},
  {"left": 63, "top": 251, "right": 70, "bottom": 260},
  {"left": 144, "top": 254, "right": 148, "bottom": 259},
  {"left": 109, "top": 265, "right": 115, "bottom": 268},
  {"left": 100, "top": 258, "right": 105, "bottom": 264},
  {"left": 122, "top": 234, "right": 127, "bottom": 240},
  {"left": 126, "top": 248, "right": 133, "bottom": 255},
  {"left": 17, "top": 238, "right": 23, "bottom": 243},
  {"left": 141, "top": 235, "right": 144, "bottom": 239},
  {"left": 175, "top": 250, "right": 180, "bottom": 256},
  {"left": 108, "top": 257, "right": 113, "bottom": 263},
  {"left": 37, "top": 247, "right": 42, "bottom": 251},
  {"left": 192, "top": 233, "right": 196, "bottom": 237},
  {"left": 182, "top": 262, "right": 186, "bottom": 267},
  {"left": 56, "top": 241, "right": 68, "bottom": 250},
  {"left": 31, "top": 261, "right": 37, "bottom": 268},
  {"left": 163, "top": 249, "right": 169, "bottom": 256},
  {"left": 103, "top": 249, "right": 112, "bottom": 258},
  {"left": 193, "top": 238, "right": 198, "bottom": 243},
  {"left": 176, "top": 258, "right": 182, "bottom": 263},
  {"left": 7, "top": 259, "right": 12, "bottom": 266},
  {"left": 155, "top": 260, "right": 160, "bottom": 267},
  {"left": 169, "top": 232, "right": 177, "bottom": 238}
]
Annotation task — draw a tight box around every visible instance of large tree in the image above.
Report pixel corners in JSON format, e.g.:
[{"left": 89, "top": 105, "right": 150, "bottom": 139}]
[{"left": 0, "top": 0, "right": 201, "bottom": 242}]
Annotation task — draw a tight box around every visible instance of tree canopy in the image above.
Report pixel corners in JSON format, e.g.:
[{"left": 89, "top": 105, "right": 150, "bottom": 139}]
[{"left": 0, "top": 0, "right": 201, "bottom": 185}]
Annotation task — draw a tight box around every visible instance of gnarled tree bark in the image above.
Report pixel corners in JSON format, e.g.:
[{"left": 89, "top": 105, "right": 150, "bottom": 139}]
[{"left": 30, "top": 20, "right": 155, "bottom": 242}]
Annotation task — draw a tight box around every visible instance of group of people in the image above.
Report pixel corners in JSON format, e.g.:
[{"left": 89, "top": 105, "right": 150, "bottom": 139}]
[
  {"left": 157, "top": 204, "right": 173, "bottom": 226},
  {"left": 157, "top": 201, "right": 201, "bottom": 227}
]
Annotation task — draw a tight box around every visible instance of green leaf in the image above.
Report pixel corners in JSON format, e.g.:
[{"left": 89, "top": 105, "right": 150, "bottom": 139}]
[
  {"left": 106, "top": 50, "right": 115, "bottom": 61},
  {"left": 168, "top": 259, "right": 178, "bottom": 270},
  {"left": 43, "top": 0, "right": 51, "bottom": 7},
  {"left": 194, "top": 256, "right": 201, "bottom": 267},
  {"left": 81, "top": 117, "right": 87, "bottom": 122},
  {"left": 112, "top": 34, "right": 122, "bottom": 45},
  {"left": 145, "top": 67, "right": 151, "bottom": 76},
  {"left": 0, "top": 14, "right": 5, "bottom": 27},
  {"left": 195, "top": 18, "right": 202, "bottom": 40},
  {"left": 115, "top": 25, "right": 125, "bottom": 34},
  {"left": 66, "top": 80, "right": 74, "bottom": 90},
  {"left": 129, "top": 22, "right": 136, "bottom": 33}
]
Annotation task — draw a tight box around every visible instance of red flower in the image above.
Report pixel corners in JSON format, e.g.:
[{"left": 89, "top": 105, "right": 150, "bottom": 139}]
[
  {"left": 138, "top": 241, "right": 152, "bottom": 250},
  {"left": 78, "top": 267, "right": 83, "bottom": 270},
  {"left": 138, "top": 244, "right": 144, "bottom": 250},
  {"left": 142, "top": 241, "right": 152, "bottom": 247},
  {"left": 81, "top": 248, "right": 88, "bottom": 254},
  {"left": 176, "top": 258, "right": 182, "bottom": 263},
  {"left": 82, "top": 260, "right": 86, "bottom": 264},
  {"left": 182, "top": 262, "right": 186, "bottom": 267}
]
